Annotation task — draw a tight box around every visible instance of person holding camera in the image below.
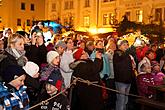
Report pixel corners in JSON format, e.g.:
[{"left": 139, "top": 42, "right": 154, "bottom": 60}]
[
  {"left": 70, "top": 48, "right": 104, "bottom": 110},
  {"left": 26, "top": 30, "right": 47, "bottom": 67}
]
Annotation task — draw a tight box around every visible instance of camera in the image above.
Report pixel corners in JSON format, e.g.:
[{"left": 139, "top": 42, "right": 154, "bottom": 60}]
[{"left": 96, "top": 48, "right": 104, "bottom": 53}]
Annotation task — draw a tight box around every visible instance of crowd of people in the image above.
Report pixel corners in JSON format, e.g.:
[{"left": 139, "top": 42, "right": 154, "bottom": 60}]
[{"left": 0, "top": 25, "right": 165, "bottom": 110}]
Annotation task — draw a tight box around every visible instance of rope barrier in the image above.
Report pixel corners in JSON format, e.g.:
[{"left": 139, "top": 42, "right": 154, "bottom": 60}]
[
  {"left": 29, "top": 76, "right": 144, "bottom": 109},
  {"left": 72, "top": 76, "right": 144, "bottom": 98},
  {"left": 29, "top": 81, "right": 75, "bottom": 110}
]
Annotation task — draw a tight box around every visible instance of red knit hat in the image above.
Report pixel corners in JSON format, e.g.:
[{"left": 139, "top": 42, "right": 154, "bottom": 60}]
[{"left": 73, "top": 48, "right": 84, "bottom": 60}]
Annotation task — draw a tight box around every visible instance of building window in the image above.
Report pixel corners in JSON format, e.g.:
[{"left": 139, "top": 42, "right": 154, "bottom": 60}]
[
  {"left": 136, "top": 10, "right": 143, "bottom": 22},
  {"left": 155, "top": 8, "right": 162, "bottom": 21},
  {"left": 109, "top": 13, "right": 116, "bottom": 24},
  {"left": 125, "top": 11, "right": 131, "bottom": 20},
  {"left": 64, "top": 1, "right": 69, "bottom": 10},
  {"left": 21, "top": 2, "right": 25, "bottom": 10},
  {"left": 84, "top": 16, "right": 90, "bottom": 27},
  {"left": 51, "top": 3, "right": 56, "bottom": 12},
  {"left": 17, "top": 19, "right": 21, "bottom": 26},
  {"left": 103, "top": 14, "right": 109, "bottom": 25},
  {"left": 27, "top": 19, "right": 30, "bottom": 26},
  {"left": 103, "top": 0, "right": 115, "bottom": 2},
  {"left": 103, "top": 0, "right": 109, "bottom": 2},
  {"left": 85, "top": 0, "right": 90, "bottom": 7},
  {"left": 64, "top": 18, "right": 68, "bottom": 26},
  {"left": 0, "top": 0, "right": 2, "bottom": 5},
  {"left": 31, "top": 4, "right": 34, "bottom": 11},
  {"left": 0, "top": 17, "right": 2, "bottom": 23},
  {"left": 164, "top": 8, "right": 165, "bottom": 21},
  {"left": 70, "top": 1, "right": 74, "bottom": 9}
]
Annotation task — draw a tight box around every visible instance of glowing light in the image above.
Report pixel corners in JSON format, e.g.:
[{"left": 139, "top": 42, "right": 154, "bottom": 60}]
[
  {"left": 89, "top": 28, "right": 97, "bottom": 34},
  {"left": 16, "top": 26, "right": 23, "bottom": 31}
]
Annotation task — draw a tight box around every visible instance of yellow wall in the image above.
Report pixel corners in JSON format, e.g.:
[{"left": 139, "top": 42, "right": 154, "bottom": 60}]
[{"left": 0, "top": 0, "right": 45, "bottom": 32}]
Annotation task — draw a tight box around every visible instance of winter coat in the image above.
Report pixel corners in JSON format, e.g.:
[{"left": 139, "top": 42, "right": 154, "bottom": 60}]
[
  {"left": 90, "top": 49, "right": 110, "bottom": 79},
  {"left": 70, "top": 58, "right": 104, "bottom": 110},
  {"left": 40, "top": 64, "right": 65, "bottom": 91},
  {"left": 25, "top": 75, "right": 41, "bottom": 106},
  {"left": 0, "top": 83, "right": 29, "bottom": 110},
  {"left": 60, "top": 50, "right": 74, "bottom": 88},
  {"left": 34, "top": 90, "right": 70, "bottom": 110},
  {"left": 113, "top": 49, "right": 135, "bottom": 84},
  {"left": 0, "top": 48, "right": 26, "bottom": 81},
  {"left": 26, "top": 44, "right": 47, "bottom": 67}
]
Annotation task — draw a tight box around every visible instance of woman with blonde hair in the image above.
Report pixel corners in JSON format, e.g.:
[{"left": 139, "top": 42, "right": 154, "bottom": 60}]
[{"left": 0, "top": 33, "right": 27, "bottom": 81}]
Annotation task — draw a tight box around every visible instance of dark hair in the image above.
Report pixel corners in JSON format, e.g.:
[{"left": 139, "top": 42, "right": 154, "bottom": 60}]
[
  {"left": 94, "top": 40, "right": 104, "bottom": 46},
  {"left": 65, "top": 37, "right": 73, "bottom": 44},
  {"left": 145, "top": 49, "right": 154, "bottom": 56}
]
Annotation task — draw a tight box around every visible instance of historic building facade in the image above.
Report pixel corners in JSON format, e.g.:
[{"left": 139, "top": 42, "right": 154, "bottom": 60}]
[
  {"left": 0, "top": 0, "right": 45, "bottom": 32},
  {"left": 46, "top": 0, "right": 165, "bottom": 33}
]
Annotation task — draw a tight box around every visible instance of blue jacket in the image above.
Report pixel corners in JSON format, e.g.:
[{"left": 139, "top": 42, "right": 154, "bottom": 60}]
[
  {"left": 90, "top": 49, "right": 111, "bottom": 79},
  {"left": 0, "top": 82, "right": 29, "bottom": 110}
]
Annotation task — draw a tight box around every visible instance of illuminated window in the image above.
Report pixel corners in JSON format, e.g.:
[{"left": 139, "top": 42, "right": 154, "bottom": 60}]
[
  {"left": 125, "top": 11, "right": 131, "bottom": 20},
  {"left": 64, "top": 1, "right": 69, "bottom": 10},
  {"left": 84, "top": 16, "right": 90, "bottom": 27},
  {"left": 17, "top": 19, "right": 21, "bottom": 26},
  {"left": 103, "top": 0, "right": 115, "bottom": 2},
  {"left": 155, "top": 8, "right": 162, "bottom": 21},
  {"left": 31, "top": 4, "right": 34, "bottom": 11},
  {"left": 70, "top": 1, "right": 74, "bottom": 9},
  {"left": 27, "top": 19, "right": 30, "bottom": 26},
  {"left": 109, "top": 13, "right": 115, "bottom": 24},
  {"left": 51, "top": 3, "right": 56, "bottom": 12},
  {"left": 21, "top": 2, "right": 25, "bottom": 10},
  {"left": 136, "top": 10, "right": 143, "bottom": 22},
  {"left": 0, "top": 0, "right": 2, "bottom": 5},
  {"left": 103, "top": 0, "right": 109, "bottom": 2},
  {"left": 0, "top": 17, "right": 2, "bottom": 23},
  {"left": 85, "top": 0, "right": 90, "bottom": 7},
  {"left": 164, "top": 8, "right": 165, "bottom": 21},
  {"left": 64, "top": 18, "right": 68, "bottom": 26},
  {"left": 103, "top": 14, "right": 109, "bottom": 25}
]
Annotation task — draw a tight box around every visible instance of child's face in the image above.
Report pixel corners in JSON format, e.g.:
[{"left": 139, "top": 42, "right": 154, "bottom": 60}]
[
  {"left": 46, "top": 83, "right": 58, "bottom": 95},
  {"left": 147, "top": 52, "right": 155, "bottom": 60},
  {"left": 153, "top": 65, "right": 160, "bottom": 72},
  {"left": 9, "top": 74, "right": 26, "bottom": 90},
  {"left": 57, "top": 46, "right": 65, "bottom": 55},
  {"left": 33, "top": 72, "right": 40, "bottom": 78},
  {"left": 52, "top": 56, "right": 60, "bottom": 66}
]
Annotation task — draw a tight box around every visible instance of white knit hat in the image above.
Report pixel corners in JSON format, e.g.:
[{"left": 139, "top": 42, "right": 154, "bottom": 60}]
[
  {"left": 23, "top": 61, "right": 39, "bottom": 77},
  {"left": 47, "top": 51, "right": 59, "bottom": 64}
]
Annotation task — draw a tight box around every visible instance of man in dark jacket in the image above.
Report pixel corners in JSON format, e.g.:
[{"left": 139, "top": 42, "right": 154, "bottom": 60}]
[{"left": 113, "top": 40, "right": 135, "bottom": 110}]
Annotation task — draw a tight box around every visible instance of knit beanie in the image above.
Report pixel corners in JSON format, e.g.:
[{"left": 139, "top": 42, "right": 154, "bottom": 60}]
[
  {"left": 47, "top": 51, "right": 59, "bottom": 64},
  {"left": 73, "top": 48, "right": 83, "bottom": 60},
  {"left": 2, "top": 65, "right": 26, "bottom": 83},
  {"left": 55, "top": 40, "right": 66, "bottom": 49},
  {"left": 47, "top": 72, "right": 62, "bottom": 91},
  {"left": 151, "top": 61, "right": 160, "bottom": 67},
  {"left": 23, "top": 61, "right": 39, "bottom": 77}
]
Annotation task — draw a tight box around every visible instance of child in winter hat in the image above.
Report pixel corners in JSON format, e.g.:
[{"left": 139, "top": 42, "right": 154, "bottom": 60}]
[
  {"left": 47, "top": 51, "right": 60, "bottom": 65},
  {"left": 36, "top": 72, "right": 70, "bottom": 110},
  {"left": 23, "top": 61, "right": 40, "bottom": 78},
  {"left": 40, "top": 50, "right": 65, "bottom": 89},
  {"left": 0, "top": 65, "right": 29, "bottom": 109},
  {"left": 151, "top": 61, "right": 165, "bottom": 85}
]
